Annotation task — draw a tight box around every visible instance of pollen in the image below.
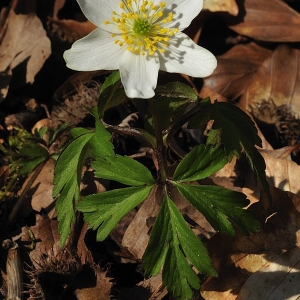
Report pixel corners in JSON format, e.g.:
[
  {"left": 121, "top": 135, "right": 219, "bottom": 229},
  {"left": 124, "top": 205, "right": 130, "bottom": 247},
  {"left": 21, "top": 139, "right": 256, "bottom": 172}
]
[{"left": 104, "top": 0, "right": 178, "bottom": 56}]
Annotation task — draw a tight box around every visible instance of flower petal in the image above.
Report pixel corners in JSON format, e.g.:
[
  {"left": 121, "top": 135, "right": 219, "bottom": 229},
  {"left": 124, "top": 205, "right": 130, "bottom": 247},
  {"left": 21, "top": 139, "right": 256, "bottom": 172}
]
[
  {"left": 163, "top": 0, "right": 203, "bottom": 30},
  {"left": 159, "top": 32, "right": 217, "bottom": 77},
  {"left": 64, "top": 28, "right": 124, "bottom": 71},
  {"left": 76, "top": 0, "right": 120, "bottom": 28},
  {"left": 119, "top": 52, "right": 160, "bottom": 99}
]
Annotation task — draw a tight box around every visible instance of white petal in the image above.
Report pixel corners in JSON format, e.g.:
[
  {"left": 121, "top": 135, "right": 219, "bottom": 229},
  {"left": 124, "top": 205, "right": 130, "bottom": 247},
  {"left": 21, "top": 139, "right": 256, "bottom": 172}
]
[
  {"left": 64, "top": 28, "right": 124, "bottom": 71},
  {"left": 76, "top": 0, "right": 120, "bottom": 28},
  {"left": 159, "top": 32, "right": 217, "bottom": 77},
  {"left": 119, "top": 52, "right": 160, "bottom": 99},
  {"left": 163, "top": 0, "right": 203, "bottom": 30}
]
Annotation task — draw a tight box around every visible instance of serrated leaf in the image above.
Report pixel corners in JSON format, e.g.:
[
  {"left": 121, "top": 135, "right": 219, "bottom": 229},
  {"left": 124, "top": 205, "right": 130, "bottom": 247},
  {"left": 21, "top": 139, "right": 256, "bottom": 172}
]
[
  {"left": 93, "top": 154, "right": 155, "bottom": 186},
  {"left": 173, "top": 144, "right": 228, "bottom": 182},
  {"left": 89, "top": 119, "right": 114, "bottom": 157},
  {"left": 77, "top": 185, "right": 153, "bottom": 241},
  {"left": 148, "top": 82, "right": 198, "bottom": 131},
  {"left": 174, "top": 183, "right": 260, "bottom": 235},
  {"left": 53, "top": 132, "right": 93, "bottom": 246},
  {"left": 143, "top": 194, "right": 217, "bottom": 300},
  {"left": 212, "top": 101, "right": 269, "bottom": 193},
  {"left": 56, "top": 178, "right": 79, "bottom": 246}
]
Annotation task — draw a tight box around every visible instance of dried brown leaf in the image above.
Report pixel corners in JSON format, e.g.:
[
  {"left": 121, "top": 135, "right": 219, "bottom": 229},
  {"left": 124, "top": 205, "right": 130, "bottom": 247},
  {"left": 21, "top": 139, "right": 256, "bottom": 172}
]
[
  {"left": 241, "top": 44, "right": 300, "bottom": 116},
  {"left": 203, "top": 0, "right": 239, "bottom": 16},
  {"left": 0, "top": 9, "right": 51, "bottom": 101},
  {"left": 261, "top": 149, "right": 300, "bottom": 196},
  {"left": 201, "top": 42, "right": 272, "bottom": 102},
  {"left": 201, "top": 187, "right": 300, "bottom": 299},
  {"left": 24, "top": 215, "right": 61, "bottom": 268},
  {"left": 229, "top": 0, "right": 300, "bottom": 42},
  {"left": 20, "top": 160, "right": 55, "bottom": 219},
  {"left": 237, "top": 248, "right": 300, "bottom": 300},
  {"left": 121, "top": 186, "right": 161, "bottom": 260},
  {"left": 53, "top": 0, "right": 66, "bottom": 19},
  {"left": 49, "top": 18, "right": 97, "bottom": 42}
]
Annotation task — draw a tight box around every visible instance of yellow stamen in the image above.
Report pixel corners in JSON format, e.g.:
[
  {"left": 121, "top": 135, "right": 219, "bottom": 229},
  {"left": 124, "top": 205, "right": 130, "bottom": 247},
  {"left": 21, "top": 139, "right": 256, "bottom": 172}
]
[{"left": 104, "top": 0, "right": 178, "bottom": 56}]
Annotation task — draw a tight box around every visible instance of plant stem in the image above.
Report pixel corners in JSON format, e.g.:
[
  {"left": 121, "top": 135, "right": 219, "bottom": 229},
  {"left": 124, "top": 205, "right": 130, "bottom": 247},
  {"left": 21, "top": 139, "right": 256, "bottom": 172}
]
[{"left": 148, "top": 97, "right": 167, "bottom": 184}]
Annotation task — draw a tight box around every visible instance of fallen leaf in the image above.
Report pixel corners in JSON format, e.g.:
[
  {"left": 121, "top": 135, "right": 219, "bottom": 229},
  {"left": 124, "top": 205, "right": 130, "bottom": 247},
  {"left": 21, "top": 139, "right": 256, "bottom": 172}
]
[
  {"left": 24, "top": 214, "right": 61, "bottom": 268},
  {"left": 229, "top": 0, "right": 300, "bottom": 42},
  {"left": 0, "top": 9, "right": 51, "bottom": 101},
  {"left": 240, "top": 44, "right": 300, "bottom": 116},
  {"left": 201, "top": 187, "right": 300, "bottom": 299},
  {"left": 261, "top": 149, "right": 300, "bottom": 196},
  {"left": 49, "top": 18, "right": 97, "bottom": 42},
  {"left": 237, "top": 248, "right": 300, "bottom": 300},
  {"left": 203, "top": 0, "right": 239, "bottom": 16},
  {"left": 20, "top": 160, "right": 55, "bottom": 219},
  {"left": 53, "top": 0, "right": 66, "bottom": 19},
  {"left": 201, "top": 42, "right": 272, "bottom": 102},
  {"left": 121, "top": 186, "right": 161, "bottom": 260}
]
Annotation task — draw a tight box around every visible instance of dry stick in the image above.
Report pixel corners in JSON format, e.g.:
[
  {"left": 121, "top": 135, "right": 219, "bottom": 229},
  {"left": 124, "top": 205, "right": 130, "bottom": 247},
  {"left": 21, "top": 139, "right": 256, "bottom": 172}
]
[
  {"left": 8, "top": 159, "right": 47, "bottom": 225},
  {"left": 3, "top": 240, "right": 23, "bottom": 300}
]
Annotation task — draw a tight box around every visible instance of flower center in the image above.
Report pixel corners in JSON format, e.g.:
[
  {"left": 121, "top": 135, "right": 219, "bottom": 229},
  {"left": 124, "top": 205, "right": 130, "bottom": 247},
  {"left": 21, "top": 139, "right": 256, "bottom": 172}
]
[
  {"left": 133, "top": 18, "right": 151, "bottom": 36},
  {"left": 104, "top": 0, "right": 179, "bottom": 56}
]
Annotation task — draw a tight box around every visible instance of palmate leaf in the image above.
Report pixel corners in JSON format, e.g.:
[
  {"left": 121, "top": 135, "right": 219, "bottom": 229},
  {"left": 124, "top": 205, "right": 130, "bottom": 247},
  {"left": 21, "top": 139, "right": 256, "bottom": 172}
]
[
  {"left": 77, "top": 185, "right": 154, "bottom": 241},
  {"left": 53, "top": 121, "right": 115, "bottom": 246},
  {"left": 173, "top": 183, "right": 260, "bottom": 235},
  {"left": 173, "top": 144, "right": 228, "bottom": 182},
  {"left": 92, "top": 154, "right": 155, "bottom": 186},
  {"left": 211, "top": 101, "right": 269, "bottom": 193},
  {"left": 143, "top": 194, "right": 217, "bottom": 300}
]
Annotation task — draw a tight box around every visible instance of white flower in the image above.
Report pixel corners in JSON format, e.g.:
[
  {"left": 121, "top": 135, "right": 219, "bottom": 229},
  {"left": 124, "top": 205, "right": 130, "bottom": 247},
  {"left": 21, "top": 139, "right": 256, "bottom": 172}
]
[{"left": 64, "top": 0, "right": 217, "bottom": 99}]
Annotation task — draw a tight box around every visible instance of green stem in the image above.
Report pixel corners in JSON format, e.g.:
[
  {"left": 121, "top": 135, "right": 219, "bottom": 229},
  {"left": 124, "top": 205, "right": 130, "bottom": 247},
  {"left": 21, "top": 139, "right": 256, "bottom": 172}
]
[{"left": 148, "top": 97, "right": 167, "bottom": 184}]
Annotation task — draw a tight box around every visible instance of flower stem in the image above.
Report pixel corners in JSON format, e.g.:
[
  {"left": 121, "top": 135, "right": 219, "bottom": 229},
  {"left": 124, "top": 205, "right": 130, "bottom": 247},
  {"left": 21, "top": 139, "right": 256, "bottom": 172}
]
[{"left": 148, "top": 97, "right": 167, "bottom": 184}]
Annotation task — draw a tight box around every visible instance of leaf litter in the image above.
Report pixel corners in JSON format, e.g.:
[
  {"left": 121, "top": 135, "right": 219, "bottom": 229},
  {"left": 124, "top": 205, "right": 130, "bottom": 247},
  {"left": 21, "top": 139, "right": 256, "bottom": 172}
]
[{"left": 1, "top": 0, "right": 300, "bottom": 299}]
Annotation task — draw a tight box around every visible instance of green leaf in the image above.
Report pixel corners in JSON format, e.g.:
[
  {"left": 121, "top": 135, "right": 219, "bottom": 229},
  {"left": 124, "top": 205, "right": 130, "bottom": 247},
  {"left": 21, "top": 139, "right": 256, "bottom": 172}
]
[
  {"left": 53, "top": 132, "right": 93, "bottom": 246},
  {"left": 93, "top": 154, "right": 155, "bottom": 186},
  {"left": 173, "top": 144, "right": 228, "bottom": 182},
  {"left": 98, "top": 71, "right": 126, "bottom": 118},
  {"left": 18, "top": 157, "right": 47, "bottom": 175},
  {"left": 19, "top": 143, "right": 48, "bottom": 158},
  {"left": 173, "top": 183, "right": 260, "bottom": 235},
  {"left": 89, "top": 119, "right": 114, "bottom": 157},
  {"left": 148, "top": 82, "right": 198, "bottom": 131},
  {"left": 18, "top": 143, "right": 49, "bottom": 174},
  {"left": 212, "top": 101, "right": 269, "bottom": 193},
  {"left": 143, "top": 194, "right": 217, "bottom": 300},
  {"left": 77, "top": 185, "right": 153, "bottom": 241},
  {"left": 71, "top": 127, "right": 91, "bottom": 138}
]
